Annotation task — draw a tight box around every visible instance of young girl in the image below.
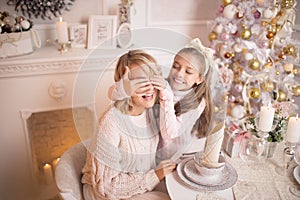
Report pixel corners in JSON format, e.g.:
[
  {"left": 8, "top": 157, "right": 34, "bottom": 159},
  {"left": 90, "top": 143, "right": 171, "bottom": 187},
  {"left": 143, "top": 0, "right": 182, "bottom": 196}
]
[
  {"left": 82, "top": 50, "right": 176, "bottom": 200},
  {"left": 155, "top": 38, "right": 217, "bottom": 161},
  {"left": 108, "top": 39, "right": 224, "bottom": 162}
]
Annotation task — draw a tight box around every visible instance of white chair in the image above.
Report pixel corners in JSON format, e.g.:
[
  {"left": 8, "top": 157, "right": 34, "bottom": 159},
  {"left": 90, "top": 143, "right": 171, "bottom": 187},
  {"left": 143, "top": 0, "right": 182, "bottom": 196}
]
[{"left": 55, "top": 140, "right": 90, "bottom": 200}]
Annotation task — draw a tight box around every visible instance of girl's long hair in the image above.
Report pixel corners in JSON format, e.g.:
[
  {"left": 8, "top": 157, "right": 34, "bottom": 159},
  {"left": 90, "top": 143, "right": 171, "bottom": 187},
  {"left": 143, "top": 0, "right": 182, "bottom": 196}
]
[{"left": 173, "top": 48, "right": 212, "bottom": 138}]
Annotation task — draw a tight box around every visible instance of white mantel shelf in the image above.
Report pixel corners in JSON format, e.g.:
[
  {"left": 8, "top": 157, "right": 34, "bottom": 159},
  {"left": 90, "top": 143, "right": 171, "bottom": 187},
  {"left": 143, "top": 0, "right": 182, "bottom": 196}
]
[
  {"left": 0, "top": 46, "right": 131, "bottom": 78},
  {"left": 0, "top": 46, "right": 174, "bottom": 78}
]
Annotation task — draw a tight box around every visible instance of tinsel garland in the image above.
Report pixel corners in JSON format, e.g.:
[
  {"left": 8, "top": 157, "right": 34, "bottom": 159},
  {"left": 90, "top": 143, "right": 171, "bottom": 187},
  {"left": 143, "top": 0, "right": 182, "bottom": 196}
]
[{"left": 7, "top": 0, "right": 76, "bottom": 20}]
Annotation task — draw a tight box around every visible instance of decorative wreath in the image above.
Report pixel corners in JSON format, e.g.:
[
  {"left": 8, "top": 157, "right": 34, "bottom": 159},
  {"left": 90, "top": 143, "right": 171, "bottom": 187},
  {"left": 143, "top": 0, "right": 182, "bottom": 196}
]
[{"left": 7, "top": 0, "right": 76, "bottom": 20}]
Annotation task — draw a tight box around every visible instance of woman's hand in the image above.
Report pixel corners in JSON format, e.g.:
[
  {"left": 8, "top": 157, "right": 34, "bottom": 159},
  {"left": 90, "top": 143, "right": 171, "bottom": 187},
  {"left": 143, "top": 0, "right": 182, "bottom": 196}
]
[
  {"left": 154, "top": 160, "right": 177, "bottom": 181},
  {"left": 122, "top": 66, "right": 153, "bottom": 96},
  {"left": 150, "top": 75, "right": 168, "bottom": 91}
]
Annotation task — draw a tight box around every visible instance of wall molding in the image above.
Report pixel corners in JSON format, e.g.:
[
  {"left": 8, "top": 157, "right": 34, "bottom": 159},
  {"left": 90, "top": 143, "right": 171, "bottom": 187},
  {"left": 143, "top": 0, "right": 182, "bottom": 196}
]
[{"left": 146, "top": 0, "right": 208, "bottom": 26}]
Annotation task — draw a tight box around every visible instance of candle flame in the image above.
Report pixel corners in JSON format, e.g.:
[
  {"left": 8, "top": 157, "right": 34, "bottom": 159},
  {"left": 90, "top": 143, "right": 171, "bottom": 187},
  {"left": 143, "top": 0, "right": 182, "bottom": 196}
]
[{"left": 59, "top": 17, "right": 62, "bottom": 22}]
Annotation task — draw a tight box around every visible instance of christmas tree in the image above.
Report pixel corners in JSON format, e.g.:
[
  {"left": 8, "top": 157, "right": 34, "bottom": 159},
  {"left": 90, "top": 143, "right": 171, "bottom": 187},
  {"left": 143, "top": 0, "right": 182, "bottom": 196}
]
[{"left": 208, "top": 0, "right": 300, "bottom": 126}]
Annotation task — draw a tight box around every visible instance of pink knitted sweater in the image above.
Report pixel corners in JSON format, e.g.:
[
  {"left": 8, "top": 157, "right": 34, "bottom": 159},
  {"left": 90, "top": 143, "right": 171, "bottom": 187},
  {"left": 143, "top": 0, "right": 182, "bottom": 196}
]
[{"left": 81, "top": 107, "right": 160, "bottom": 200}]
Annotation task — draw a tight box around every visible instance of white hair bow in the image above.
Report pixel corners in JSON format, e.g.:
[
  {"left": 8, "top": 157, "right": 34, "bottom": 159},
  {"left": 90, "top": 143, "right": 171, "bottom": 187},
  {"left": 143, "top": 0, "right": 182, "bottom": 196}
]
[{"left": 186, "top": 38, "right": 215, "bottom": 76}]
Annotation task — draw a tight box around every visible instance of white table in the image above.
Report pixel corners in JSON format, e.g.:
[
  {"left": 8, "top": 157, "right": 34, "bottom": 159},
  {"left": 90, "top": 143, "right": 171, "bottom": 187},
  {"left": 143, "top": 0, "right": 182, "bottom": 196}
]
[
  {"left": 166, "top": 172, "right": 234, "bottom": 200},
  {"left": 165, "top": 139, "right": 300, "bottom": 199},
  {"left": 165, "top": 138, "right": 235, "bottom": 200}
]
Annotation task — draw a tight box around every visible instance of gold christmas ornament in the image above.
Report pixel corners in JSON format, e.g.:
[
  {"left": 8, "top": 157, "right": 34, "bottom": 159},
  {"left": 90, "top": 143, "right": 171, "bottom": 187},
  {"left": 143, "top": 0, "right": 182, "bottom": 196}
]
[
  {"left": 264, "top": 60, "right": 273, "bottom": 68},
  {"left": 292, "top": 86, "right": 300, "bottom": 96},
  {"left": 281, "top": 0, "right": 295, "bottom": 9},
  {"left": 276, "top": 71, "right": 280, "bottom": 75},
  {"left": 262, "top": 81, "right": 274, "bottom": 92},
  {"left": 248, "top": 87, "right": 260, "bottom": 99},
  {"left": 248, "top": 58, "right": 261, "bottom": 70},
  {"left": 293, "top": 67, "right": 298, "bottom": 75},
  {"left": 261, "top": 21, "right": 268, "bottom": 26},
  {"left": 276, "top": 90, "right": 287, "bottom": 102},
  {"left": 283, "top": 63, "right": 294, "bottom": 72},
  {"left": 209, "top": 31, "right": 217, "bottom": 41},
  {"left": 278, "top": 52, "right": 286, "bottom": 60},
  {"left": 223, "top": 0, "right": 233, "bottom": 5},
  {"left": 241, "top": 28, "right": 252, "bottom": 40},
  {"left": 266, "top": 31, "right": 275, "bottom": 39},
  {"left": 268, "top": 25, "right": 277, "bottom": 33},
  {"left": 283, "top": 44, "right": 296, "bottom": 57}
]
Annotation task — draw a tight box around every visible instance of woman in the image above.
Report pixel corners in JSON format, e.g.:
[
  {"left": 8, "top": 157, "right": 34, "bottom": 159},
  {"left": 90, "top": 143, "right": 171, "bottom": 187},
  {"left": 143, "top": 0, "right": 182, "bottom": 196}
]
[{"left": 81, "top": 50, "right": 176, "bottom": 200}]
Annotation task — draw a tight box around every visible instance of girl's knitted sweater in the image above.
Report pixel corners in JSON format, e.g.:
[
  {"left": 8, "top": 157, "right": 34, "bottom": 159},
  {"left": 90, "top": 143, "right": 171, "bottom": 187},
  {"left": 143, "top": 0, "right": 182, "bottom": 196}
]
[
  {"left": 81, "top": 107, "right": 160, "bottom": 200},
  {"left": 157, "top": 87, "right": 206, "bottom": 161}
]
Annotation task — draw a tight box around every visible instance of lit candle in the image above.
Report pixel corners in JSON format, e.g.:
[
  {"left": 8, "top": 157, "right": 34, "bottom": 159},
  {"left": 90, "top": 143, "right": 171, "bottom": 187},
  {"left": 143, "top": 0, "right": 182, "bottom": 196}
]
[
  {"left": 286, "top": 115, "right": 300, "bottom": 143},
  {"left": 56, "top": 17, "right": 68, "bottom": 44},
  {"left": 52, "top": 157, "right": 60, "bottom": 172},
  {"left": 258, "top": 105, "right": 275, "bottom": 132},
  {"left": 43, "top": 163, "right": 54, "bottom": 185}
]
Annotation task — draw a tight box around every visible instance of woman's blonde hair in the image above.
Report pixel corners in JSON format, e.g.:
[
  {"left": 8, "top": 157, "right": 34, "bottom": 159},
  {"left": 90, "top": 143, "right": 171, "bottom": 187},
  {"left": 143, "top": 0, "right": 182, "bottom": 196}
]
[
  {"left": 173, "top": 47, "right": 212, "bottom": 138},
  {"left": 113, "top": 50, "right": 161, "bottom": 114}
]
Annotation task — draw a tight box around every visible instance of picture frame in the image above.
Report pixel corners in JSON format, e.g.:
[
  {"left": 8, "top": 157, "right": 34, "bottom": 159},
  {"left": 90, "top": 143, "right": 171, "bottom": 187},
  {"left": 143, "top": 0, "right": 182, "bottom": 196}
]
[
  {"left": 87, "top": 15, "right": 117, "bottom": 49},
  {"left": 117, "top": 23, "right": 133, "bottom": 48},
  {"left": 69, "top": 24, "right": 87, "bottom": 48}
]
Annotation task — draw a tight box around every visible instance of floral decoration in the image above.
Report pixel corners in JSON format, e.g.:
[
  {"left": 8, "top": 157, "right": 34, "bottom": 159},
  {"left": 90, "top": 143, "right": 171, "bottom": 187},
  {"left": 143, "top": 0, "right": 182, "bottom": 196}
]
[{"left": 245, "top": 101, "right": 296, "bottom": 143}]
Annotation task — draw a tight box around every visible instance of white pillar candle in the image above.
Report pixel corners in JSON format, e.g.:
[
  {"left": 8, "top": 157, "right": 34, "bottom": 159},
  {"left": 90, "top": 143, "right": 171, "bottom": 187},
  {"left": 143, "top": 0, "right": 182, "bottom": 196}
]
[
  {"left": 43, "top": 163, "right": 54, "bottom": 185},
  {"left": 52, "top": 157, "right": 60, "bottom": 172},
  {"left": 258, "top": 106, "right": 275, "bottom": 132},
  {"left": 286, "top": 115, "right": 300, "bottom": 143},
  {"left": 56, "top": 17, "right": 68, "bottom": 44}
]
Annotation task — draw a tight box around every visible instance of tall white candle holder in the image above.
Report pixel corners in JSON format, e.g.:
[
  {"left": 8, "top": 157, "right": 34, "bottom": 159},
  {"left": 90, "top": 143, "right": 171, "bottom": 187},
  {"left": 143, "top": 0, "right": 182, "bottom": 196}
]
[
  {"left": 58, "top": 42, "right": 68, "bottom": 53},
  {"left": 275, "top": 141, "right": 297, "bottom": 176}
]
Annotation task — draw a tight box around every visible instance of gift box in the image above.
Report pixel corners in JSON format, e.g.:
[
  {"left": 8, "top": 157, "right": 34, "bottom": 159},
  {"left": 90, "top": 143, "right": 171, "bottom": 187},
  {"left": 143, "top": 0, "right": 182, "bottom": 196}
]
[{"left": 222, "top": 123, "right": 252, "bottom": 158}]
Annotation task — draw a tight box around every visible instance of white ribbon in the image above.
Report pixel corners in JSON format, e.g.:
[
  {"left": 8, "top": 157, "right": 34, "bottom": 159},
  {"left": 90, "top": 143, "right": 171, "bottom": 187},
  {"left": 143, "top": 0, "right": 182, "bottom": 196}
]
[{"left": 186, "top": 38, "right": 215, "bottom": 76}]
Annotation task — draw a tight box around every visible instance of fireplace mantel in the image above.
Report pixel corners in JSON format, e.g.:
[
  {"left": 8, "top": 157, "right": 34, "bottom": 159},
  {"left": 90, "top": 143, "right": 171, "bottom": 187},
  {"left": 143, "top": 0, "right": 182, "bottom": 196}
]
[
  {"left": 0, "top": 46, "right": 174, "bottom": 78},
  {"left": 0, "top": 46, "right": 128, "bottom": 78}
]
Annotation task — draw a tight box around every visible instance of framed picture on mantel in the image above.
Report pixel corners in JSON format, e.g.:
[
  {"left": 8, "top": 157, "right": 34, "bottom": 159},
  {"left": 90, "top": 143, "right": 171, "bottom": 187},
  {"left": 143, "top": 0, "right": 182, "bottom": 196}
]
[
  {"left": 87, "top": 15, "right": 117, "bottom": 49},
  {"left": 69, "top": 24, "right": 87, "bottom": 48}
]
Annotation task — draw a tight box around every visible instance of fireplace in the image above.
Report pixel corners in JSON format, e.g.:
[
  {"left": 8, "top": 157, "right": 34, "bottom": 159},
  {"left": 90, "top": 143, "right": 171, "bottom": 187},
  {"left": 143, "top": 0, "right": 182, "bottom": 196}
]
[{"left": 21, "top": 106, "right": 96, "bottom": 198}]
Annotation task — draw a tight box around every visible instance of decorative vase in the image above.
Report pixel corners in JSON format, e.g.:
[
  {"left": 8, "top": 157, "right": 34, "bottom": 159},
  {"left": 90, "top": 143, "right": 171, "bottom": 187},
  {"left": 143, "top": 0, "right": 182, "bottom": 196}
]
[{"left": 264, "top": 142, "right": 277, "bottom": 158}]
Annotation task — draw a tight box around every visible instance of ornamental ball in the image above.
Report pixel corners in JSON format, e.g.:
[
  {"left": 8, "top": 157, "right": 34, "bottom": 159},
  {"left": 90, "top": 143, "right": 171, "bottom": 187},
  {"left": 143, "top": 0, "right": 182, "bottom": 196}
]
[
  {"left": 281, "top": 0, "right": 295, "bottom": 9},
  {"left": 261, "top": 81, "right": 274, "bottom": 92},
  {"left": 223, "top": 4, "right": 238, "bottom": 20},
  {"left": 276, "top": 90, "right": 287, "bottom": 102},
  {"left": 241, "top": 28, "right": 252, "bottom": 40},
  {"left": 209, "top": 31, "right": 217, "bottom": 41},
  {"left": 248, "top": 58, "right": 261, "bottom": 70},
  {"left": 292, "top": 86, "right": 300, "bottom": 96},
  {"left": 248, "top": 87, "right": 260, "bottom": 99}
]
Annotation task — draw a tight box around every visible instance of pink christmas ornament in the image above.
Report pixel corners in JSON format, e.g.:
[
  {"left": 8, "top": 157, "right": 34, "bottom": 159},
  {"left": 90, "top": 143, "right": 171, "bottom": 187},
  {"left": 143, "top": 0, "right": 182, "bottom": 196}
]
[
  {"left": 228, "top": 95, "right": 236, "bottom": 103},
  {"left": 234, "top": 83, "right": 243, "bottom": 93},
  {"left": 221, "top": 32, "right": 230, "bottom": 41},
  {"left": 218, "top": 5, "right": 224, "bottom": 14}
]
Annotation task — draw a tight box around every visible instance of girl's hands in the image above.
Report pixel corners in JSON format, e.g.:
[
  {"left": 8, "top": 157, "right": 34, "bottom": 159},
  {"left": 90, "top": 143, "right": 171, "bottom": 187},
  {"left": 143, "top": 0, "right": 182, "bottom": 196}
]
[
  {"left": 150, "top": 75, "right": 168, "bottom": 91},
  {"left": 154, "top": 160, "right": 177, "bottom": 181},
  {"left": 122, "top": 66, "right": 153, "bottom": 97}
]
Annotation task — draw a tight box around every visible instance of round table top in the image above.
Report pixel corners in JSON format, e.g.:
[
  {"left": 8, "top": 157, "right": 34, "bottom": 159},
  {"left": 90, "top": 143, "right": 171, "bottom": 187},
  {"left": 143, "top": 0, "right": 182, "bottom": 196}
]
[{"left": 166, "top": 171, "right": 234, "bottom": 200}]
